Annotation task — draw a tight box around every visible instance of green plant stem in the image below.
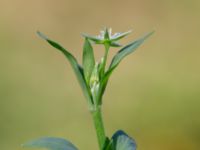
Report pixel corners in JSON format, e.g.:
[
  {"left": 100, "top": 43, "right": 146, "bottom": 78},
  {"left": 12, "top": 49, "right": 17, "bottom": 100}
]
[{"left": 91, "top": 106, "right": 106, "bottom": 150}]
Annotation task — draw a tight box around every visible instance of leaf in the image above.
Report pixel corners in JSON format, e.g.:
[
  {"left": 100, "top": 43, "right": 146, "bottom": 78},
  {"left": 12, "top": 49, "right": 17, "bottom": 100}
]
[
  {"left": 81, "top": 33, "right": 102, "bottom": 44},
  {"left": 97, "top": 66, "right": 116, "bottom": 105},
  {"left": 111, "top": 130, "right": 136, "bottom": 150},
  {"left": 104, "top": 28, "right": 110, "bottom": 39},
  {"left": 97, "top": 31, "right": 154, "bottom": 104},
  {"left": 109, "top": 31, "right": 154, "bottom": 69},
  {"left": 110, "top": 42, "right": 122, "bottom": 47},
  {"left": 82, "top": 38, "right": 95, "bottom": 83},
  {"left": 111, "top": 30, "right": 132, "bottom": 41},
  {"left": 22, "top": 137, "right": 78, "bottom": 150},
  {"left": 37, "top": 31, "right": 92, "bottom": 104}
]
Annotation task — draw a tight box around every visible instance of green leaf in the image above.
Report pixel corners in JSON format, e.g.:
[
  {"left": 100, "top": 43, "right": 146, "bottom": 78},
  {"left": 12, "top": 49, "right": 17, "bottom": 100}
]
[
  {"left": 104, "top": 28, "right": 110, "bottom": 39},
  {"left": 37, "top": 31, "right": 92, "bottom": 104},
  {"left": 110, "top": 42, "right": 122, "bottom": 47},
  {"left": 97, "top": 31, "right": 154, "bottom": 104},
  {"left": 82, "top": 38, "right": 95, "bottom": 83},
  {"left": 112, "top": 130, "right": 136, "bottom": 150},
  {"left": 22, "top": 137, "right": 78, "bottom": 150},
  {"left": 110, "top": 30, "right": 132, "bottom": 41},
  {"left": 109, "top": 31, "right": 154, "bottom": 69},
  {"left": 82, "top": 33, "right": 102, "bottom": 44},
  {"left": 97, "top": 66, "right": 116, "bottom": 105}
]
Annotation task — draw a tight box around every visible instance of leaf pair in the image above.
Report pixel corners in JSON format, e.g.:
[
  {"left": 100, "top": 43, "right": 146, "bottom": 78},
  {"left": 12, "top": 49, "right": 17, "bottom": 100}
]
[
  {"left": 37, "top": 30, "right": 154, "bottom": 107},
  {"left": 22, "top": 130, "right": 136, "bottom": 150},
  {"left": 37, "top": 30, "right": 154, "bottom": 106}
]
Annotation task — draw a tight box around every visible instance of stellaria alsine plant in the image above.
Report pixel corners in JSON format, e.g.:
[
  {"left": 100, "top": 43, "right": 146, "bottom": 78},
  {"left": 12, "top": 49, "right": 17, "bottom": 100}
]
[{"left": 22, "top": 28, "right": 154, "bottom": 150}]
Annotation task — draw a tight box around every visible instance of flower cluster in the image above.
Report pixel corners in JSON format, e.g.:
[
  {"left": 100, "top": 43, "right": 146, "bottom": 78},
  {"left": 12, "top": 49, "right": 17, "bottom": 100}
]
[{"left": 82, "top": 28, "right": 132, "bottom": 47}]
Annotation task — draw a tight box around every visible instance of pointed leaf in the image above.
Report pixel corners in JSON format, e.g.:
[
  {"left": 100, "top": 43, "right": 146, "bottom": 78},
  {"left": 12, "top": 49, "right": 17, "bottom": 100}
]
[
  {"left": 104, "top": 28, "right": 110, "bottom": 39},
  {"left": 22, "top": 137, "right": 78, "bottom": 150},
  {"left": 110, "top": 31, "right": 154, "bottom": 69},
  {"left": 97, "top": 66, "right": 116, "bottom": 104},
  {"left": 97, "top": 31, "right": 154, "bottom": 104},
  {"left": 82, "top": 33, "right": 102, "bottom": 44},
  {"left": 37, "top": 31, "right": 92, "bottom": 103},
  {"left": 110, "top": 42, "right": 122, "bottom": 47},
  {"left": 112, "top": 130, "right": 136, "bottom": 150},
  {"left": 111, "top": 30, "right": 132, "bottom": 41},
  {"left": 82, "top": 38, "right": 95, "bottom": 83}
]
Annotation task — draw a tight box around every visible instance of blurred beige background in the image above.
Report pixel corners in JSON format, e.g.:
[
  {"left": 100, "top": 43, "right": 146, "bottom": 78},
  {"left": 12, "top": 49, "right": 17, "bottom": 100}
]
[{"left": 0, "top": 0, "right": 200, "bottom": 150}]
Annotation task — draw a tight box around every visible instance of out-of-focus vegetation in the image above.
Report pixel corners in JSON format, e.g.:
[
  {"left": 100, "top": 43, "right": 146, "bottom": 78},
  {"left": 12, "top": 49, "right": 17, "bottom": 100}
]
[{"left": 0, "top": 0, "right": 200, "bottom": 150}]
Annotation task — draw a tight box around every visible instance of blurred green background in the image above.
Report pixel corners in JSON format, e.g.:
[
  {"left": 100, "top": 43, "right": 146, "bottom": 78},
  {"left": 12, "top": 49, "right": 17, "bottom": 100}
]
[{"left": 0, "top": 0, "right": 200, "bottom": 150}]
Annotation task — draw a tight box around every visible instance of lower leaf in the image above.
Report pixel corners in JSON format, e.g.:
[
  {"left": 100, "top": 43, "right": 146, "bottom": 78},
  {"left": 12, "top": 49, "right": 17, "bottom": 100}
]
[
  {"left": 22, "top": 137, "right": 78, "bottom": 150},
  {"left": 105, "top": 130, "right": 137, "bottom": 150}
]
